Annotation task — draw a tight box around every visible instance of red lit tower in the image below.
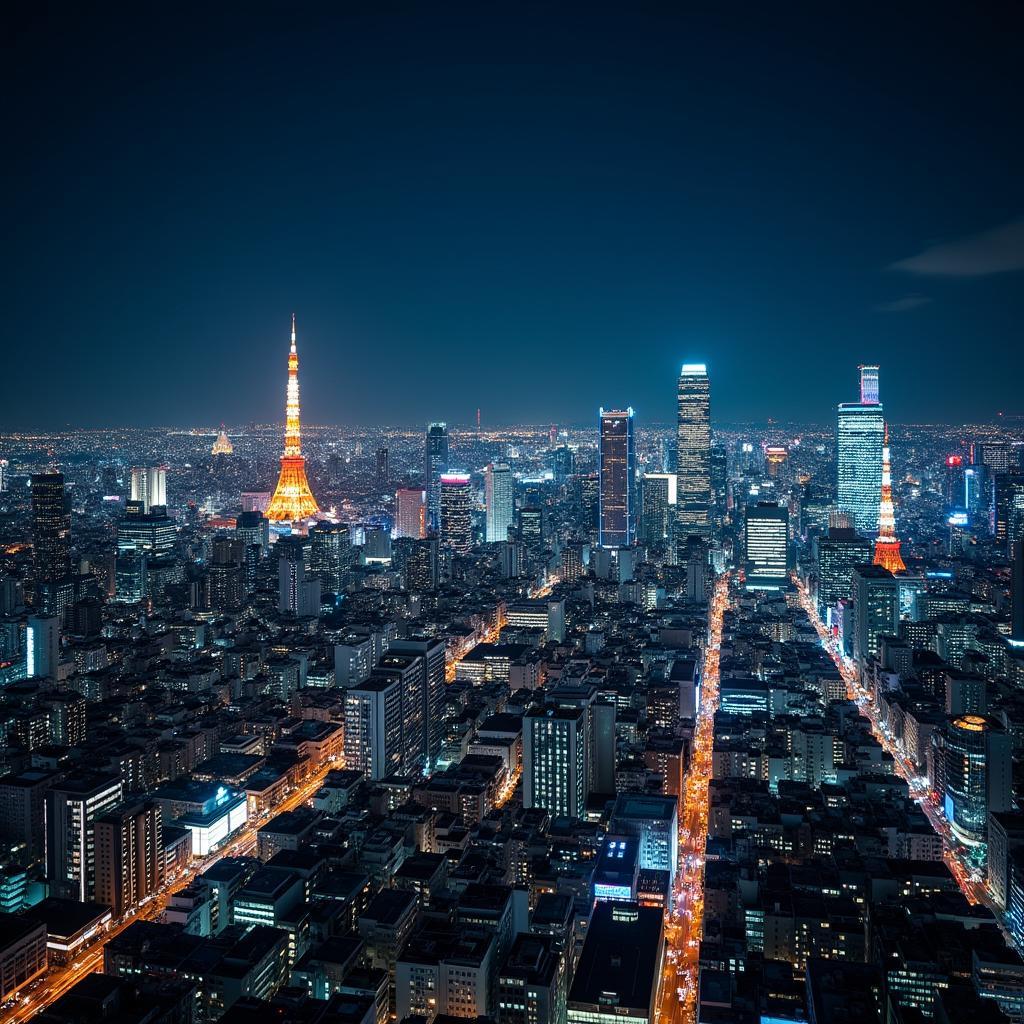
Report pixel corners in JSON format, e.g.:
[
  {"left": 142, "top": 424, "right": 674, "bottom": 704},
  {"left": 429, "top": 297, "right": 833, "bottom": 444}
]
[
  {"left": 266, "top": 315, "right": 320, "bottom": 522},
  {"left": 873, "top": 423, "right": 906, "bottom": 573}
]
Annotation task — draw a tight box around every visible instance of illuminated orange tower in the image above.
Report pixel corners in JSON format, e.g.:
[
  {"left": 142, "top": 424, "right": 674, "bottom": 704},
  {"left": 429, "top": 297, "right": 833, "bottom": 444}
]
[
  {"left": 266, "top": 315, "right": 320, "bottom": 522},
  {"left": 873, "top": 423, "right": 906, "bottom": 573}
]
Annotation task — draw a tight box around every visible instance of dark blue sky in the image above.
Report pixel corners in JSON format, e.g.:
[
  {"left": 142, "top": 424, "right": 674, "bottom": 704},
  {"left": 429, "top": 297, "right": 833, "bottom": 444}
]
[{"left": 5, "top": 4, "right": 1023, "bottom": 429}]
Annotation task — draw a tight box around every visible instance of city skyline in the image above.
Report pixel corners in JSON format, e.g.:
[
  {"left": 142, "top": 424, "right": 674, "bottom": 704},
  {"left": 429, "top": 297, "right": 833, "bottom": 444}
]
[{"left": 5, "top": 8, "right": 1024, "bottom": 430}]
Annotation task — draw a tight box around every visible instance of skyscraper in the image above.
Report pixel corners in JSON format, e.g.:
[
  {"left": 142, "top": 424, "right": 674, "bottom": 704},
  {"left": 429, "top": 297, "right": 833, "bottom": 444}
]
[
  {"left": 439, "top": 473, "right": 472, "bottom": 553},
  {"left": 676, "top": 364, "right": 712, "bottom": 548},
  {"left": 837, "top": 366, "right": 884, "bottom": 533},
  {"left": 943, "top": 715, "right": 1013, "bottom": 850},
  {"left": 266, "top": 315, "right": 320, "bottom": 522},
  {"left": 873, "top": 424, "right": 906, "bottom": 573},
  {"left": 390, "top": 636, "right": 447, "bottom": 773},
  {"left": 424, "top": 423, "right": 449, "bottom": 533},
  {"left": 129, "top": 464, "right": 167, "bottom": 512},
  {"left": 485, "top": 463, "right": 514, "bottom": 543},
  {"left": 309, "top": 521, "right": 352, "bottom": 593},
  {"left": 815, "top": 525, "right": 871, "bottom": 623},
  {"left": 394, "top": 487, "right": 427, "bottom": 539},
  {"left": 31, "top": 472, "right": 71, "bottom": 584},
  {"left": 598, "top": 408, "right": 635, "bottom": 549},
  {"left": 375, "top": 447, "right": 389, "bottom": 491},
  {"left": 859, "top": 363, "right": 880, "bottom": 405},
  {"left": 344, "top": 676, "right": 404, "bottom": 781},
  {"left": 406, "top": 538, "right": 439, "bottom": 592},
  {"left": 640, "top": 473, "right": 675, "bottom": 546},
  {"left": 744, "top": 502, "right": 788, "bottom": 590}
]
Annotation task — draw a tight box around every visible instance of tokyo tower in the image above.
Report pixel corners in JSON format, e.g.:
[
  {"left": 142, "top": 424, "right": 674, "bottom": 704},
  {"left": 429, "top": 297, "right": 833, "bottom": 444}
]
[
  {"left": 266, "top": 315, "right": 320, "bottom": 522},
  {"left": 873, "top": 423, "right": 906, "bottom": 573}
]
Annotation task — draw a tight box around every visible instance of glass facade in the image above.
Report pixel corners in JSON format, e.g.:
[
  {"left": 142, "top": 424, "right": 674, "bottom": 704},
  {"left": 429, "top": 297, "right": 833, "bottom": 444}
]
[
  {"left": 836, "top": 403, "right": 884, "bottom": 533},
  {"left": 598, "top": 408, "right": 635, "bottom": 550},
  {"left": 676, "top": 364, "right": 712, "bottom": 546}
]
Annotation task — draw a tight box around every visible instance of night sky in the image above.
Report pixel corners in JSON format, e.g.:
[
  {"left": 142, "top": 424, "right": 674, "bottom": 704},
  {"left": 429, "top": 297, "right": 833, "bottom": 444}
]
[{"left": 5, "top": 5, "right": 1023, "bottom": 430}]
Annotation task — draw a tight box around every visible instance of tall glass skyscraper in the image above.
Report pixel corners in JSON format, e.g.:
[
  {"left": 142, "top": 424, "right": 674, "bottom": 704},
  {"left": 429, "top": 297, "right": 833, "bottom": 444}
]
[
  {"left": 439, "top": 473, "right": 473, "bottom": 553},
  {"left": 598, "top": 408, "right": 635, "bottom": 549},
  {"left": 424, "top": 423, "right": 449, "bottom": 533},
  {"left": 485, "top": 463, "right": 514, "bottom": 543},
  {"left": 837, "top": 366, "right": 884, "bottom": 533},
  {"left": 676, "top": 364, "right": 712, "bottom": 548},
  {"left": 743, "top": 501, "right": 789, "bottom": 590}
]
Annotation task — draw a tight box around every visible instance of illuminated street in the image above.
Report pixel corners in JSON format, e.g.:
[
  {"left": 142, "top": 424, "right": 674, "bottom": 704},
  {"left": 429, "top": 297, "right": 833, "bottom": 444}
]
[
  {"left": 792, "top": 576, "right": 1007, "bottom": 921},
  {"left": 658, "top": 572, "right": 732, "bottom": 1024},
  {"left": 3, "top": 756, "right": 340, "bottom": 1024}
]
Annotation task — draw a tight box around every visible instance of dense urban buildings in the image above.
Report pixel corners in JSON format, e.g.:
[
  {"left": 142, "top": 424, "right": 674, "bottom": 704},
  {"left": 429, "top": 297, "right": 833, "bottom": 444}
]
[{"left": 3, "top": 352, "right": 1022, "bottom": 1024}]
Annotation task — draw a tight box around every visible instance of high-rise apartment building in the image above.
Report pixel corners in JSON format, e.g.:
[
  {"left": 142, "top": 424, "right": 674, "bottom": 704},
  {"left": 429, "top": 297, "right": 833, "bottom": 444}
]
[
  {"left": 395, "top": 488, "right": 426, "bottom": 539},
  {"left": 676, "top": 364, "right": 712, "bottom": 548},
  {"left": 598, "top": 408, "right": 635, "bottom": 550},
  {"left": 424, "top": 423, "right": 450, "bottom": 533},
  {"left": 344, "top": 677, "right": 404, "bottom": 781},
  {"left": 46, "top": 773, "right": 124, "bottom": 902},
  {"left": 372, "top": 653, "right": 427, "bottom": 777},
  {"left": 485, "top": 463, "right": 514, "bottom": 543},
  {"left": 523, "top": 706, "right": 588, "bottom": 819},
  {"left": 390, "top": 636, "right": 447, "bottom": 773},
  {"left": 94, "top": 799, "right": 164, "bottom": 918},
  {"left": 837, "top": 366, "right": 885, "bottom": 533},
  {"left": 744, "top": 502, "right": 788, "bottom": 590},
  {"left": 439, "top": 473, "right": 472, "bottom": 554}
]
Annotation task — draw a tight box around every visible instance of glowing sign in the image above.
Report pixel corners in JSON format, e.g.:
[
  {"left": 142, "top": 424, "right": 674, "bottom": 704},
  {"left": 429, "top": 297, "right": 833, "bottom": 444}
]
[
  {"left": 681, "top": 363, "right": 707, "bottom": 375},
  {"left": 948, "top": 512, "right": 969, "bottom": 527}
]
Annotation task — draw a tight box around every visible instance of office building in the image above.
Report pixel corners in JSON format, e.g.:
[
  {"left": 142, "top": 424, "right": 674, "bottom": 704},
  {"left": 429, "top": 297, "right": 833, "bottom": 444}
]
[
  {"left": 744, "top": 501, "right": 788, "bottom": 590},
  {"left": 837, "top": 367, "right": 885, "bottom": 532},
  {"left": 815, "top": 526, "right": 871, "bottom": 624},
  {"left": 26, "top": 614, "right": 59, "bottom": 680},
  {"left": 405, "top": 538, "right": 439, "bottom": 592},
  {"left": 567, "top": 901, "right": 664, "bottom": 1024},
  {"left": 994, "top": 472, "right": 1024, "bottom": 551},
  {"left": 129, "top": 464, "right": 167, "bottom": 512},
  {"left": 310, "top": 521, "right": 352, "bottom": 593},
  {"left": 609, "top": 793, "right": 679, "bottom": 887},
  {"left": 117, "top": 503, "right": 176, "bottom": 556},
  {"left": 852, "top": 565, "right": 899, "bottom": 666},
  {"left": 439, "top": 473, "right": 472, "bottom": 554},
  {"left": 46, "top": 773, "right": 124, "bottom": 902},
  {"left": 485, "top": 463, "right": 514, "bottom": 543},
  {"left": 523, "top": 706, "right": 587, "bottom": 819},
  {"left": 394, "top": 488, "right": 426, "bottom": 539},
  {"left": 519, "top": 506, "right": 544, "bottom": 546},
  {"left": 859, "top": 363, "right": 880, "bottom": 405},
  {"left": 344, "top": 677, "right": 404, "bottom": 781},
  {"left": 640, "top": 473, "right": 675, "bottom": 546},
  {"left": 236, "top": 510, "right": 270, "bottom": 554},
  {"left": 0, "top": 768, "right": 59, "bottom": 858},
  {"left": 278, "top": 538, "right": 321, "bottom": 616},
  {"left": 943, "top": 715, "right": 1013, "bottom": 849},
  {"left": 375, "top": 447, "right": 389, "bottom": 490},
  {"left": 676, "top": 363, "right": 712, "bottom": 547},
  {"left": 94, "top": 799, "right": 164, "bottom": 918},
  {"left": 31, "top": 471, "right": 71, "bottom": 585},
  {"left": 598, "top": 408, "right": 635, "bottom": 549},
  {"left": 424, "top": 422, "right": 450, "bottom": 532},
  {"left": 497, "top": 933, "right": 566, "bottom": 1024}
]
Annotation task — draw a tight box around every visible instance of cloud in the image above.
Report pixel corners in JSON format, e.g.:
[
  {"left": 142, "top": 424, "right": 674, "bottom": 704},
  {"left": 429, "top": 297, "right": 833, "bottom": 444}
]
[
  {"left": 873, "top": 294, "right": 932, "bottom": 313},
  {"left": 891, "top": 217, "right": 1024, "bottom": 277}
]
